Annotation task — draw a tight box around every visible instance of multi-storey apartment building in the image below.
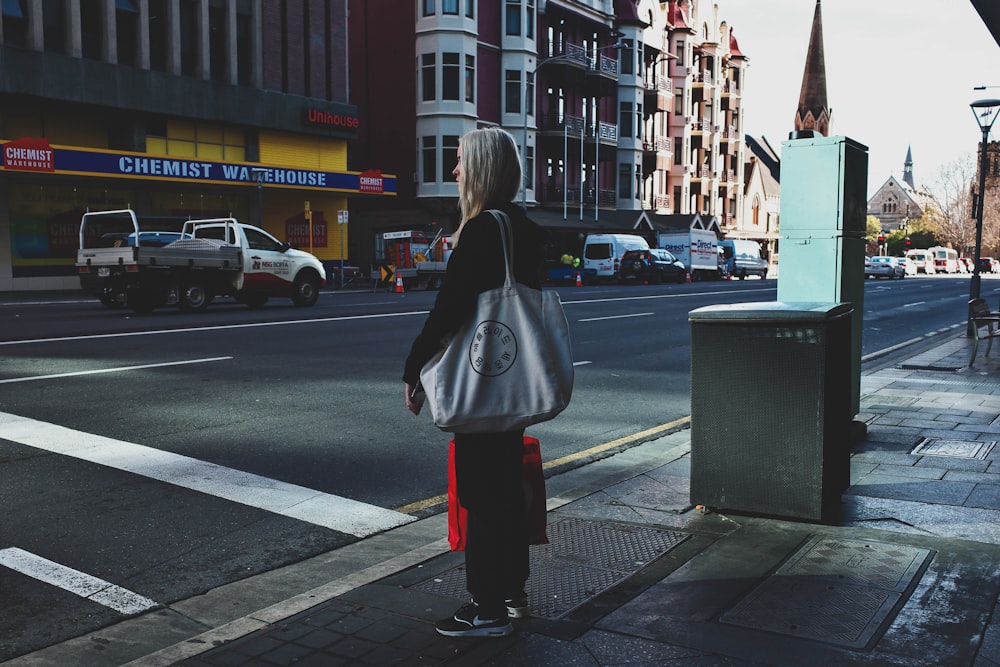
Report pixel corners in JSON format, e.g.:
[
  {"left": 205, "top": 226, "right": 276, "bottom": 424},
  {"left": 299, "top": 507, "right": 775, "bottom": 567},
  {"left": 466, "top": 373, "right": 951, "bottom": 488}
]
[
  {"left": 349, "top": 0, "right": 748, "bottom": 264},
  {"left": 0, "top": 1, "right": 396, "bottom": 292}
]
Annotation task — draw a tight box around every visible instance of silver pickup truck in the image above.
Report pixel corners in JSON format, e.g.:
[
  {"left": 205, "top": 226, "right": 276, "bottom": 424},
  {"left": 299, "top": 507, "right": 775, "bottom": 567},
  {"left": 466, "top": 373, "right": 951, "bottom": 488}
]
[{"left": 76, "top": 209, "right": 326, "bottom": 312}]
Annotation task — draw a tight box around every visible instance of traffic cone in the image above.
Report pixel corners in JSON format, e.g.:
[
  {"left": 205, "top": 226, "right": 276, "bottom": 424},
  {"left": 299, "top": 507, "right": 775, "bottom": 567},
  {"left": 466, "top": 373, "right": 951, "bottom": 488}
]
[
  {"left": 685, "top": 270, "right": 692, "bottom": 283},
  {"left": 395, "top": 272, "right": 405, "bottom": 293},
  {"left": 575, "top": 271, "right": 583, "bottom": 287}
]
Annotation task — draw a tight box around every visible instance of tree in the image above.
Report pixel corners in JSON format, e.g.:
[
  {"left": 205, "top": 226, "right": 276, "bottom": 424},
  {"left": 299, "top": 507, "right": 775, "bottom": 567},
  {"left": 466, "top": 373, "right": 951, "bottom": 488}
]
[{"left": 929, "top": 154, "right": 976, "bottom": 254}]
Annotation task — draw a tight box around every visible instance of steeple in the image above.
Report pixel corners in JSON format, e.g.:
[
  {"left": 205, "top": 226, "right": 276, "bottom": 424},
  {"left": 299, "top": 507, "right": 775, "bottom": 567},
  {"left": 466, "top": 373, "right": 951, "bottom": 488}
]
[
  {"left": 903, "top": 145, "right": 915, "bottom": 189},
  {"left": 794, "top": 0, "right": 832, "bottom": 137}
]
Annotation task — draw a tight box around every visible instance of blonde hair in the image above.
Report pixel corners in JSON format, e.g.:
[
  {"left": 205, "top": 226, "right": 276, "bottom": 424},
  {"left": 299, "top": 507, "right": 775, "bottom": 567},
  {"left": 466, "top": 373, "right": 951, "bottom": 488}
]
[{"left": 452, "top": 127, "right": 522, "bottom": 247}]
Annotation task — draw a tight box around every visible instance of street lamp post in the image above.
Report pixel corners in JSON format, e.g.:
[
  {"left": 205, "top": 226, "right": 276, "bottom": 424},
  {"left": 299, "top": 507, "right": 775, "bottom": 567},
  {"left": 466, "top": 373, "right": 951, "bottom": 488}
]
[
  {"left": 250, "top": 167, "right": 267, "bottom": 227},
  {"left": 969, "top": 99, "right": 1000, "bottom": 313}
]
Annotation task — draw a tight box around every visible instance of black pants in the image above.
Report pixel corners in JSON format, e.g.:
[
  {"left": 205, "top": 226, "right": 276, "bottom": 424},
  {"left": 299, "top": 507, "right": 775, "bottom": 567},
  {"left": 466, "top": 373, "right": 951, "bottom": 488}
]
[{"left": 453, "top": 430, "right": 529, "bottom": 617}]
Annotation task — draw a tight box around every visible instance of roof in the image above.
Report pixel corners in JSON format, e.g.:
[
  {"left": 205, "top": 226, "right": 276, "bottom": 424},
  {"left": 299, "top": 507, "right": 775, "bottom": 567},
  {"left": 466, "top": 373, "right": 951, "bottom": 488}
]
[
  {"left": 796, "top": 0, "right": 830, "bottom": 129},
  {"left": 971, "top": 0, "right": 1000, "bottom": 48},
  {"left": 527, "top": 209, "right": 644, "bottom": 233},
  {"left": 745, "top": 135, "right": 780, "bottom": 194},
  {"left": 634, "top": 213, "right": 722, "bottom": 234},
  {"left": 613, "top": 0, "right": 643, "bottom": 26},
  {"left": 666, "top": 0, "right": 692, "bottom": 31},
  {"left": 729, "top": 28, "right": 746, "bottom": 59}
]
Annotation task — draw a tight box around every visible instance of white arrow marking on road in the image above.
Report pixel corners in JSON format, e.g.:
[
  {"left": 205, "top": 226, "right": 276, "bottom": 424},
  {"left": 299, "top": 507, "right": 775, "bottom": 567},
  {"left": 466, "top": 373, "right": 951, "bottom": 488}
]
[
  {"left": 0, "top": 411, "right": 415, "bottom": 537},
  {"left": 0, "top": 547, "right": 159, "bottom": 615}
]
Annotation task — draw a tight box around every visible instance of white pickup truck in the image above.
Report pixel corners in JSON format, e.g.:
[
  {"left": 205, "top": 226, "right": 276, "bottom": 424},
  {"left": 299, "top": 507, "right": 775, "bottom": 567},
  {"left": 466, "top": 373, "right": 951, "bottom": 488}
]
[{"left": 76, "top": 209, "right": 326, "bottom": 313}]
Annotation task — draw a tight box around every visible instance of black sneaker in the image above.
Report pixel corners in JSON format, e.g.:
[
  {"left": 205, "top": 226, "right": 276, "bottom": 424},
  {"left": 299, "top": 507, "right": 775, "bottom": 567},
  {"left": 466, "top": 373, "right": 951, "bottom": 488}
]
[
  {"left": 435, "top": 602, "right": 514, "bottom": 638},
  {"left": 505, "top": 592, "right": 529, "bottom": 619}
]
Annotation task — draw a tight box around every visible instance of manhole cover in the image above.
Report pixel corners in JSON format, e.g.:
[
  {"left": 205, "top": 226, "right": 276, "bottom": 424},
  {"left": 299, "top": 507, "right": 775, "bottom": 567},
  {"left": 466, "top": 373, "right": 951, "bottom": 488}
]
[
  {"left": 413, "top": 517, "right": 688, "bottom": 619},
  {"left": 911, "top": 438, "right": 996, "bottom": 460},
  {"left": 720, "top": 537, "right": 932, "bottom": 649}
]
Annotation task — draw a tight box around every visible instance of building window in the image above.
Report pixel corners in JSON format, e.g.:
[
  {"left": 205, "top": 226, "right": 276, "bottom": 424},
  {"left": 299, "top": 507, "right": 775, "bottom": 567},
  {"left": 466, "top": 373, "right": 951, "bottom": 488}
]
[
  {"left": 466, "top": 0, "right": 474, "bottom": 18},
  {"left": 526, "top": 75, "right": 534, "bottom": 116},
  {"left": 148, "top": 0, "right": 168, "bottom": 71},
  {"left": 526, "top": 0, "right": 534, "bottom": 39},
  {"left": 443, "top": 135, "right": 459, "bottom": 182},
  {"left": 422, "top": 136, "right": 437, "bottom": 183},
  {"left": 117, "top": 0, "right": 140, "bottom": 66},
  {"left": 442, "top": 52, "right": 460, "bottom": 100},
  {"left": 619, "top": 163, "right": 631, "bottom": 199},
  {"left": 674, "top": 91, "right": 682, "bottom": 115},
  {"left": 635, "top": 162, "right": 642, "bottom": 201},
  {"left": 621, "top": 39, "right": 633, "bottom": 75},
  {"left": 421, "top": 53, "right": 436, "bottom": 101},
  {"left": 2, "top": 0, "right": 28, "bottom": 47},
  {"left": 505, "top": 70, "right": 521, "bottom": 114},
  {"left": 619, "top": 102, "right": 632, "bottom": 139},
  {"left": 635, "top": 103, "right": 643, "bottom": 139},
  {"left": 676, "top": 39, "right": 685, "bottom": 66},
  {"left": 236, "top": 8, "right": 252, "bottom": 85},
  {"left": 465, "top": 55, "right": 475, "bottom": 103},
  {"left": 443, "top": 0, "right": 458, "bottom": 15},
  {"left": 423, "top": 0, "right": 434, "bottom": 16},
  {"left": 674, "top": 137, "right": 682, "bottom": 165},
  {"left": 506, "top": 0, "right": 520, "bottom": 36},
  {"left": 208, "top": 4, "right": 226, "bottom": 81},
  {"left": 41, "top": 0, "right": 67, "bottom": 54},
  {"left": 146, "top": 120, "right": 245, "bottom": 161},
  {"left": 179, "top": 0, "right": 198, "bottom": 76},
  {"left": 525, "top": 146, "right": 534, "bottom": 192}
]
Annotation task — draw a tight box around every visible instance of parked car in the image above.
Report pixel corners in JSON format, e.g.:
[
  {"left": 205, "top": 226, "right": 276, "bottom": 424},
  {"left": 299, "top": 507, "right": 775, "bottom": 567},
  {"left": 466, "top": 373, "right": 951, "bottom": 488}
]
[
  {"left": 619, "top": 248, "right": 687, "bottom": 284},
  {"left": 895, "top": 257, "right": 917, "bottom": 276},
  {"left": 979, "top": 257, "right": 1000, "bottom": 274},
  {"left": 959, "top": 257, "right": 973, "bottom": 273},
  {"left": 865, "top": 256, "right": 905, "bottom": 279}
]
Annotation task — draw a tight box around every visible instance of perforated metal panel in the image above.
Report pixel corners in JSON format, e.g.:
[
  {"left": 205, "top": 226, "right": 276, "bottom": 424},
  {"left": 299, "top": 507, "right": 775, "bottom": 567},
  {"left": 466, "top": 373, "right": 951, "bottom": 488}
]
[
  {"left": 689, "top": 305, "right": 851, "bottom": 520},
  {"left": 413, "top": 518, "right": 688, "bottom": 619}
]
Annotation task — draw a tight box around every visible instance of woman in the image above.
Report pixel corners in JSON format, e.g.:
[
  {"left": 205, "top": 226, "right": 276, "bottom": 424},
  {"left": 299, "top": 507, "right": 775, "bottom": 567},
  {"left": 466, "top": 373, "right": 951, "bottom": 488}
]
[{"left": 403, "top": 127, "right": 544, "bottom": 638}]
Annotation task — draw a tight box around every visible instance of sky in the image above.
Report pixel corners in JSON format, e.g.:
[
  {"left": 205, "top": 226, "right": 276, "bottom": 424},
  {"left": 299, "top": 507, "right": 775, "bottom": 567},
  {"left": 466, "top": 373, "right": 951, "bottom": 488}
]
[{"left": 714, "top": 0, "right": 1000, "bottom": 198}]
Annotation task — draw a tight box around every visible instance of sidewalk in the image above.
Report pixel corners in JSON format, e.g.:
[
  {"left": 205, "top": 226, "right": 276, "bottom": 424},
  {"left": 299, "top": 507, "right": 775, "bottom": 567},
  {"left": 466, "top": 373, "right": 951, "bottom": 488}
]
[{"left": 13, "top": 334, "right": 1000, "bottom": 666}]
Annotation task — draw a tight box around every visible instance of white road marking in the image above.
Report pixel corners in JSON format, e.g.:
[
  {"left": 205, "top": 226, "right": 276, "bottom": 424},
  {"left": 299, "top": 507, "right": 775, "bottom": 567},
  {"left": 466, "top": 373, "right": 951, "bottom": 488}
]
[
  {"left": 0, "top": 547, "right": 158, "bottom": 615},
  {"left": 0, "top": 311, "right": 430, "bottom": 347},
  {"left": 0, "top": 357, "right": 232, "bottom": 384},
  {"left": 902, "top": 301, "right": 926, "bottom": 307},
  {"left": 0, "top": 411, "right": 415, "bottom": 537},
  {"left": 573, "top": 360, "right": 592, "bottom": 366},
  {"left": 578, "top": 312, "right": 654, "bottom": 322}
]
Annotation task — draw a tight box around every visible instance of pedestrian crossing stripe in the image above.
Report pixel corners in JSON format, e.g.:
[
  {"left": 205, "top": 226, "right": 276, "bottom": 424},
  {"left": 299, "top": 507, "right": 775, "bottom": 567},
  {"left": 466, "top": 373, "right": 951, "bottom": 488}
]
[{"left": 0, "top": 411, "right": 415, "bottom": 537}]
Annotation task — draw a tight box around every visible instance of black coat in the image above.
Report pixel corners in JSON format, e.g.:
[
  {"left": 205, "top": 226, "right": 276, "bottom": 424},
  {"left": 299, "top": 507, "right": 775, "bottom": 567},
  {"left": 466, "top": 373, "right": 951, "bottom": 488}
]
[{"left": 402, "top": 203, "right": 545, "bottom": 385}]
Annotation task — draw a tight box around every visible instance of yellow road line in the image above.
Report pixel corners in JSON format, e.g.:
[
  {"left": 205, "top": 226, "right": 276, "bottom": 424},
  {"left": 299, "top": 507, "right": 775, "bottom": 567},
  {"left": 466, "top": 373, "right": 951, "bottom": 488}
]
[{"left": 392, "top": 417, "right": 690, "bottom": 515}]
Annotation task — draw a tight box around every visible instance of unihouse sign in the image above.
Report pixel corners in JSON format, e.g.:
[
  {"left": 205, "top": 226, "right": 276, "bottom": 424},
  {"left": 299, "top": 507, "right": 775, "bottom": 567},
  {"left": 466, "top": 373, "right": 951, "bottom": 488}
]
[{"left": 0, "top": 138, "right": 396, "bottom": 196}]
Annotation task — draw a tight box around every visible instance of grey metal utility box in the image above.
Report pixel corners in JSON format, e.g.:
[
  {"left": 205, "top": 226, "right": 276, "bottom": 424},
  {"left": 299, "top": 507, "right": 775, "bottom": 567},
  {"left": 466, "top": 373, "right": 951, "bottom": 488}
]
[{"left": 688, "top": 302, "right": 853, "bottom": 522}]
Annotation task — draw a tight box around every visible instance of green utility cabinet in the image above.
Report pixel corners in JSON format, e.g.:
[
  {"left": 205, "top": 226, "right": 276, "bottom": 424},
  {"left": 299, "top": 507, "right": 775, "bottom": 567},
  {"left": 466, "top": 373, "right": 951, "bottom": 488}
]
[
  {"left": 689, "top": 302, "right": 853, "bottom": 521},
  {"left": 777, "top": 136, "right": 868, "bottom": 417}
]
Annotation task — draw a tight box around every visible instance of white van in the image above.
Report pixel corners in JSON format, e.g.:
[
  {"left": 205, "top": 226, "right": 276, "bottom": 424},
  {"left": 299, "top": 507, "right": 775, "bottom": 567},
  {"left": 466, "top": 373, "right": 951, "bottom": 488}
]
[
  {"left": 582, "top": 233, "right": 650, "bottom": 279},
  {"left": 905, "top": 249, "right": 935, "bottom": 274}
]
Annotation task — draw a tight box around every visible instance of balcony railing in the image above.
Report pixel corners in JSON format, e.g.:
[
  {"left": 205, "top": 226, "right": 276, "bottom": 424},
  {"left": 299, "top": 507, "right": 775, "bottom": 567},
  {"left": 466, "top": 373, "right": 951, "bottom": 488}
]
[
  {"left": 588, "top": 53, "right": 619, "bottom": 79},
  {"left": 546, "top": 42, "right": 588, "bottom": 67},
  {"left": 699, "top": 166, "right": 712, "bottom": 178},
  {"left": 656, "top": 137, "right": 671, "bottom": 152},
  {"left": 655, "top": 194, "right": 670, "bottom": 209},
  {"left": 722, "top": 81, "right": 741, "bottom": 95},
  {"left": 595, "top": 121, "right": 617, "bottom": 143},
  {"left": 540, "top": 112, "right": 585, "bottom": 135},
  {"left": 643, "top": 75, "right": 671, "bottom": 93}
]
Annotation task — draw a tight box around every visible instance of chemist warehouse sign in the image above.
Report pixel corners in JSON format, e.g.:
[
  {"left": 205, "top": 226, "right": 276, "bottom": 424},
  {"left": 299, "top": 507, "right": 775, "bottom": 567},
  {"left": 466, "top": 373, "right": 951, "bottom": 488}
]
[{"left": 0, "top": 138, "right": 395, "bottom": 196}]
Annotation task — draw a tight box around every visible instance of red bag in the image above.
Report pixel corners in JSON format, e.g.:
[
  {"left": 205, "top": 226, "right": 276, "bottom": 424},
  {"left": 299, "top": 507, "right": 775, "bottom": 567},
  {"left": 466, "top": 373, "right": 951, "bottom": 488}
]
[{"left": 447, "top": 436, "right": 549, "bottom": 551}]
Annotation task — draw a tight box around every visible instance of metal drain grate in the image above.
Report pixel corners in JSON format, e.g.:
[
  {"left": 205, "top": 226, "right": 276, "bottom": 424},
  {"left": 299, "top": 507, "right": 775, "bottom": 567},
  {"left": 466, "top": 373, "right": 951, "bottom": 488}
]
[
  {"left": 413, "top": 517, "right": 688, "bottom": 619},
  {"left": 912, "top": 437, "right": 996, "bottom": 460},
  {"left": 720, "top": 537, "right": 932, "bottom": 649}
]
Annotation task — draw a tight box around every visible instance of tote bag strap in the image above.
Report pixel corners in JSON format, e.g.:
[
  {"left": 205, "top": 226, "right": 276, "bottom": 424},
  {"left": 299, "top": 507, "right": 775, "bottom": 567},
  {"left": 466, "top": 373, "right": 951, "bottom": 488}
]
[{"left": 487, "top": 209, "right": 515, "bottom": 289}]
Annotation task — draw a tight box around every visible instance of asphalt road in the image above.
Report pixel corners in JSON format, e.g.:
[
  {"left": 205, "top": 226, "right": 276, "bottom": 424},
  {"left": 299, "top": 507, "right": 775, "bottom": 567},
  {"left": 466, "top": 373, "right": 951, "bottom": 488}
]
[{"left": 0, "top": 273, "right": 987, "bottom": 660}]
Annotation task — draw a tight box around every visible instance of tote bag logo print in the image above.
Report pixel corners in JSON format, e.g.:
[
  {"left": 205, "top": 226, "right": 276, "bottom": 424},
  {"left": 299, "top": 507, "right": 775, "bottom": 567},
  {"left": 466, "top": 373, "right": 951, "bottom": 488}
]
[{"left": 470, "top": 320, "right": 518, "bottom": 376}]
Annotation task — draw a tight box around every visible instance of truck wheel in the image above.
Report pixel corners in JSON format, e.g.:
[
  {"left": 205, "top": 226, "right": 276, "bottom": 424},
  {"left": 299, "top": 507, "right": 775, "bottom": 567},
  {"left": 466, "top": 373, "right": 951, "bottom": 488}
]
[
  {"left": 291, "top": 272, "right": 320, "bottom": 307},
  {"left": 179, "top": 281, "right": 213, "bottom": 312}
]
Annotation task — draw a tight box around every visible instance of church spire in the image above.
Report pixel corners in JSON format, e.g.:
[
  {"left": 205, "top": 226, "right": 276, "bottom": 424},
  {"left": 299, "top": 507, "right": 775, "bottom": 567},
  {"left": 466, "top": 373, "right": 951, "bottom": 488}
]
[
  {"left": 794, "top": 0, "right": 832, "bottom": 137},
  {"left": 903, "top": 145, "right": 915, "bottom": 189}
]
